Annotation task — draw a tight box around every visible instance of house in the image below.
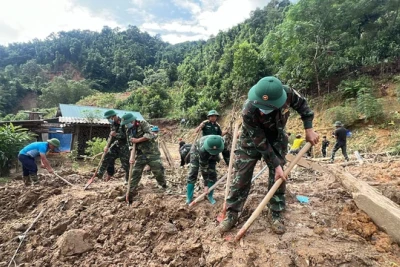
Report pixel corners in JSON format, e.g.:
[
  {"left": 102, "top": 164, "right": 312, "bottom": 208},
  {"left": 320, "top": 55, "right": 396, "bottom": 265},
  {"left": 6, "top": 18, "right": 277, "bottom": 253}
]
[{"left": 57, "top": 104, "right": 144, "bottom": 156}]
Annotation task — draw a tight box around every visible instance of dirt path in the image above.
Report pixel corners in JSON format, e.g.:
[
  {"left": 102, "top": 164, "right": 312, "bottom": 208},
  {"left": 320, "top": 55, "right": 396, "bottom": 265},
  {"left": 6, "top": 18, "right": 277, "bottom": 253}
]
[{"left": 1, "top": 147, "right": 399, "bottom": 266}]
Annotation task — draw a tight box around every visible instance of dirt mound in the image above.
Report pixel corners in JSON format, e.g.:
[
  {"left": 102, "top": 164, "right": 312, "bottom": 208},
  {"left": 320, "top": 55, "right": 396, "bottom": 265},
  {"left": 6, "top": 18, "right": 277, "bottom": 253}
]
[{"left": 1, "top": 158, "right": 400, "bottom": 266}]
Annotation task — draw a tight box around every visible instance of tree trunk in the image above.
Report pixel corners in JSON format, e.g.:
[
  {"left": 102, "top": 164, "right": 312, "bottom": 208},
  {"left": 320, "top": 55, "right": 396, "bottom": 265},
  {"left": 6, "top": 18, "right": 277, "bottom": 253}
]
[{"left": 327, "top": 166, "right": 400, "bottom": 244}]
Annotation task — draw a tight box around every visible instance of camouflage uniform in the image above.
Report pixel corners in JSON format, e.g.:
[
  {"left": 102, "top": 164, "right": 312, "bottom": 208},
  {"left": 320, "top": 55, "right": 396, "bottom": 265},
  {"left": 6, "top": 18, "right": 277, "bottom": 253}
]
[
  {"left": 98, "top": 118, "right": 130, "bottom": 181},
  {"left": 127, "top": 120, "right": 166, "bottom": 192},
  {"left": 227, "top": 87, "right": 314, "bottom": 214},
  {"left": 200, "top": 120, "right": 230, "bottom": 165},
  {"left": 187, "top": 136, "right": 219, "bottom": 186}
]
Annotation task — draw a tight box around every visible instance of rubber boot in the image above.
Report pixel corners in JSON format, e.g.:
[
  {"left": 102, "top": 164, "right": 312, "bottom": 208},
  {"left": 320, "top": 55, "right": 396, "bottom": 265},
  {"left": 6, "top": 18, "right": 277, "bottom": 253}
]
[
  {"left": 29, "top": 174, "right": 39, "bottom": 185},
  {"left": 186, "top": 183, "right": 195, "bottom": 205},
  {"left": 207, "top": 181, "right": 216, "bottom": 205},
  {"left": 270, "top": 211, "right": 286, "bottom": 235},
  {"left": 23, "top": 176, "right": 31, "bottom": 186},
  {"left": 218, "top": 211, "right": 238, "bottom": 233}
]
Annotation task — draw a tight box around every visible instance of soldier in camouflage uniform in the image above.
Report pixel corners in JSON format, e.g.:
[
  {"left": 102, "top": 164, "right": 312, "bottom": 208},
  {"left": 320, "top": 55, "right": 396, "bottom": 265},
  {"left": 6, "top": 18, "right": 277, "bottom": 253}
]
[
  {"left": 196, "top": 110, "right": 230, "bottom": 165},
  {"left": 117, "top": 113, "right": 167, "bottom": 203},
  {"left": 218, "top": 76, "right": 319, "bottom": 234},
  {"left": 97, "top": 110, "right": 130, "bottom": 183},
  {"left": 186, "top": 135, "right": 224, "bottom": 205}
]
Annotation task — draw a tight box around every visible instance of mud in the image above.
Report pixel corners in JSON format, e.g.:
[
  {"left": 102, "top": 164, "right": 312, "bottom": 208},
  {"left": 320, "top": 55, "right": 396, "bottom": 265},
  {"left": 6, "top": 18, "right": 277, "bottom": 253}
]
[{"left": 1, "top": 155, "right": 400, "bottom": 266}]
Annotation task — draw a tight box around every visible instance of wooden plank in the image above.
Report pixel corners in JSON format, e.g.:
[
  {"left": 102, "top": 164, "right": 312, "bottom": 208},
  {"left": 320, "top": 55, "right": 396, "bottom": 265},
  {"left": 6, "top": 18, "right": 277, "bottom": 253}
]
[
  {"left": 327, "top": 166, "right": 400, "bottom": 244},
  {"left": 285, "top": 154, "right": 326, "bottom": 173}
]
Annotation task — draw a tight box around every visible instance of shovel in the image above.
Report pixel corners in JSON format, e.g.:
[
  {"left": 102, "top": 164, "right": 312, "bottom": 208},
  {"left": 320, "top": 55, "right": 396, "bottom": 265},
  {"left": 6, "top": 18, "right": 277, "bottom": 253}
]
[
  {"left": 53, "top": 172, "right": 74, "bottom": 187},
  {"left": 217, "top": 122, "right": 240, "bottom": 222},
  {"left": 84, "top": 136, "right": 112, "bottom": 190},
  {"left": 126, "top": 144, "right": 136, "bottom": 204},
  {"left": 234, "top": 142, "right": 312, "bottom": 242}
]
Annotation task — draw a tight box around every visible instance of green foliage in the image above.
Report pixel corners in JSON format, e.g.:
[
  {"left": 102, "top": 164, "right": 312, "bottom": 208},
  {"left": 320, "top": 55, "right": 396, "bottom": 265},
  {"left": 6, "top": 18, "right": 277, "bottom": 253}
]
[
  {"left": 39, "top": 77, "right": 97, "bottom": 108},
  {"left": 81, "top": 109, "right": 103, "bottom": 123},
  {"left": 356, "top": 86, "right": 384, "bottom": 122},
  {"left": 338, "top": 76, "right": 373, "bottom": 99},
  {"left": 77, "top": 93, "right": 116, "bottom": 108},
  {"left": 324, "top": 102, "right": 358, "bottom": 126},
  {"left": 0, "top": 123, "right": 35, "bottom": 176},
  {"left": 396, "top": 85, "right": 400, "bottom": 103},
  {"left": 185, "top": 96, "right": 220, "bottom": 125},
  {"left": 85, "top": 137, "right": 107, "bottom": 157}
]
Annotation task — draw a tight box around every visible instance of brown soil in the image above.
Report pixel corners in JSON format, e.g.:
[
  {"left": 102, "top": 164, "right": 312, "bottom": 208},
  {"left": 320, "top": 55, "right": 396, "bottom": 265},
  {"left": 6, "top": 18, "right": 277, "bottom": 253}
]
[{"left": 1, "top": 143, "right": 400, "bottom": 266}]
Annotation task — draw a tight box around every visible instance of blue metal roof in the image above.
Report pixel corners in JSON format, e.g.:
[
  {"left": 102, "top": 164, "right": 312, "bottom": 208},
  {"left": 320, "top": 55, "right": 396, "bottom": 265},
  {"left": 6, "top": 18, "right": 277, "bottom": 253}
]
[{"left": 59, "top": 104, "right": 144, "bottom": 121}]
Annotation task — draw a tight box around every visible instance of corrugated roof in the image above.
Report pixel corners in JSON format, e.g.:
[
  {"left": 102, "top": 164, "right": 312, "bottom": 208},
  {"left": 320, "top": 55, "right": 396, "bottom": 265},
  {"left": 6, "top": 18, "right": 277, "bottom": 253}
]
[{"left": 59, "top": 104, "right": 144, "bottom": 124}]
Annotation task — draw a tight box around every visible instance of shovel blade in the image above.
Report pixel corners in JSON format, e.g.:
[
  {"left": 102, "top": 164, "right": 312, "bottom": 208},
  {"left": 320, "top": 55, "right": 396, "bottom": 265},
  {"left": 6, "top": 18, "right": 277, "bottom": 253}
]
[{"left": 217, "top": 202, "right": 227, "bottom": 222}]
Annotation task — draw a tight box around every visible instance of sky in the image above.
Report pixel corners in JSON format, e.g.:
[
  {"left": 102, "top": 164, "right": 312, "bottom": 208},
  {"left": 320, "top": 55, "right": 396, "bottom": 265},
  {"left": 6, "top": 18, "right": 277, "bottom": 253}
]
[{"left": 0, "top": 0, "right": 271, "bottom": 45}]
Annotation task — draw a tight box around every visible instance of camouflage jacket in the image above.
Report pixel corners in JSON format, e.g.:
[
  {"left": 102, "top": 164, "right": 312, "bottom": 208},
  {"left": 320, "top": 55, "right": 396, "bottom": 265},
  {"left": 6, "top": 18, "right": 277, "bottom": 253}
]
[
  {"left": 110, "top": 118, "right": 127, "bottom": 146},
  {"left": 126, "top": 120, "right": 160, "bottom": 156},
  {"left": 200, "top": 120, "right": 222, "bottom": 136},
  {"left": 241, "top": 86, "right": 314, "bottom": 168},
  {"left": 192, "top": 136, "right": 219, "bottom": 165}
]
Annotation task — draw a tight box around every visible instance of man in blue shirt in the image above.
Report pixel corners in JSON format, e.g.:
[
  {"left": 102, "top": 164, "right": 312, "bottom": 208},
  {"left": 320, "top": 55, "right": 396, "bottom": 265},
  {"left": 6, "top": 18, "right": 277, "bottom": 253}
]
[{"left": 18, "top": 138, "right": 60, "bottom": 185}]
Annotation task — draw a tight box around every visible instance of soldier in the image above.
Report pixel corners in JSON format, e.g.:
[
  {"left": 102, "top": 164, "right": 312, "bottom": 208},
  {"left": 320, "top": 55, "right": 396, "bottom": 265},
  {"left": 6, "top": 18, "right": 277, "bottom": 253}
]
[
  {"left": 179, "top": 140, "right": 192, "bottom": 168},
  {"left": 118, "top": 113, "right": 167, "bottom": 203},
  {"left": 186, "top": 135, "right": 224, "bottom": 205},
  {"left": 330, "top": 121, "right": 349, "bottom": 163},
  {"left": 18, "top": 138, "right": 60, "bottom": 185},
  {"left": 98, "top": 110, "right": 130, "bottom": 184},
  {"left": 321, "top": 136, "right": 330, "bottom": 157},
  {"left": 195, "top": 110, "right": 230, "bottom": 165},
  {"left": 218, "top": 76, "right": 319, "bottom": 234}
]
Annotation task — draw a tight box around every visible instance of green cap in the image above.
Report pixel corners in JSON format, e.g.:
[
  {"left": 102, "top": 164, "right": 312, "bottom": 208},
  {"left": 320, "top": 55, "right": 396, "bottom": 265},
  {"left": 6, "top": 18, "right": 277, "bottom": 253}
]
[
  {"left": 334, "top": 121, "right": 343, "bottom": 127},
  {"left": 248, "top": 76, "right": 287, "bottom": 114},
  {"left": 47, "top": 138, "right": 60, "bottom": 147},
  {"left": 207, "top": 110, "right": 219, "bottom": 117},
  {"left": 121, "top": 113, "right": 137, "bottom": 125},
  {"left": 203, "top": 135, "right": 224, "bottom": 155},
  {"left": 104, "top": 110, "right": 117, "bottom": 119}
]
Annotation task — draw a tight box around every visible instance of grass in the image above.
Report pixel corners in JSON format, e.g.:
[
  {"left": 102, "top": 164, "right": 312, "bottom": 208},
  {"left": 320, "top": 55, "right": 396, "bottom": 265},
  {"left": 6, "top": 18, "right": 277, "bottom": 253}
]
[{"left": 0, "top": 177, "right": 10, "bottom": 184}]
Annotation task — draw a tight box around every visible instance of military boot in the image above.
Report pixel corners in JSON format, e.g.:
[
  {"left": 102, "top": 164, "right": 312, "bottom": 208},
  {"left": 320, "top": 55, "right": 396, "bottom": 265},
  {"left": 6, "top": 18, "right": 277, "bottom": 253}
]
[
  {"left": 22, "top": 176, "right": 31, "bottom": 186},
  {"left": 270, "top": 211, "right": 286, "bottom": 235},
  {"left": 217, "top": 211, "right": 238, "bottom": 233},
  {"left": 29, "top": 174, "right": 39, "bottom": 185}
]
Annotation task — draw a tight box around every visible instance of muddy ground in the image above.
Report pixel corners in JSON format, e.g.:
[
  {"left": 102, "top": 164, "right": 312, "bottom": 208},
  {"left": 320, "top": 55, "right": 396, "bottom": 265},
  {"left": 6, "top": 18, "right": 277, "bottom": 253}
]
[{"left": 1, "top": 144, "right": 400, "bottom": 267}]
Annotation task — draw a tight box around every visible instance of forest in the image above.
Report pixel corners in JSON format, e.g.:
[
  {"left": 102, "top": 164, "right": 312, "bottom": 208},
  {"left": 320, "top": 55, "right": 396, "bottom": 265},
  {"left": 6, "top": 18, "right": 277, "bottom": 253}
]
[{"left": 0, "top": 0, "right": 399, "bottom": 123}]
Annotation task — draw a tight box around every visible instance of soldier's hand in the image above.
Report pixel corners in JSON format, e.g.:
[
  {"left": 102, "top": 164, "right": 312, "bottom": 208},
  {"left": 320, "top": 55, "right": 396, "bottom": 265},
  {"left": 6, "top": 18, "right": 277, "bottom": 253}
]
[
  {"left": 129, "top": 159, "right": 135, "bottom": 164},
  {"left": 48, "top": 168, "right": 55, "bottom": 174},
  {"left": 103, "top": 146, "right": 108, "bottom": 152},
  {"left": 40, "top": 164, "right": 45, "bottom": 168},
  {"left": 110, "top": 131, "right": 117, "bottom": 137},
  {"left": 305, "top": 128, "right": 319, "bottom": 145},
  {"left": 274, "top": 165, "right": 286, "bottom": 182},
  {"left": 130, "top": 138, "right": 141, "bottom": 144}
]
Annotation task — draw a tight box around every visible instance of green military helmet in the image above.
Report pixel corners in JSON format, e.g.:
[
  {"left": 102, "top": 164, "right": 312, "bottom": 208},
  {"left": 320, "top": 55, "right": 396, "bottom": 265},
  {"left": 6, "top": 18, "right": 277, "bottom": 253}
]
[
  {"left": 104, "top": 110, "right": 117, "bottom": 119},
  {"left": 334, "top": 121, "right": 343, "bottom": 127},
  {"left": 207, "top": 110, "right": 220, "bottom": 117},
  {"left": 248, "top": 76, "right": 287, "bottom": 114},
  {"left": 203, "top": 135, "right": 224, "bottom": 155},
  {"left": 121, "top": 113, "right": 137, "bottom": 125},
  {"left": 47, "top": 138, "right": 60, "bottom": 147}
]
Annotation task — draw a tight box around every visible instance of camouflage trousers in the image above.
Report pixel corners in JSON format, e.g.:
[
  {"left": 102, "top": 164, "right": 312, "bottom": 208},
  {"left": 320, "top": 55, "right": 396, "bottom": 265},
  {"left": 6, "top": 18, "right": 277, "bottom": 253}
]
[
  {"left": 227, "top": 138, "right": 287, "bottom": 213},
  {"left": 331, "top": 142, "right": 349, "bottom": 160},
  {"left": 187, "top": 153, "right": 217, "bottom": 186},
  {"left": 130, "top": 154, "right": 166, "bottom": 190},
  {"left": 98, "top": 144, "right": 130, "bottom": 181}
]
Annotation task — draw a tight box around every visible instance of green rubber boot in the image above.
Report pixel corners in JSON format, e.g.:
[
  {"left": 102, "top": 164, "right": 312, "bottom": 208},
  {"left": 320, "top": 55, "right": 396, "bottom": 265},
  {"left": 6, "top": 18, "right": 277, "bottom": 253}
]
[
  {"left": 23, "top": 176, "right": 31, "bottom": 186},
  {"left": 186, "top": 183, "right": 195, "bottom": 205},
  {"left": 29, "top": 174, "right": 39, "bottom": 185},
  {"left": 207, "top": 181, "right": 216, "bottom": 205}
]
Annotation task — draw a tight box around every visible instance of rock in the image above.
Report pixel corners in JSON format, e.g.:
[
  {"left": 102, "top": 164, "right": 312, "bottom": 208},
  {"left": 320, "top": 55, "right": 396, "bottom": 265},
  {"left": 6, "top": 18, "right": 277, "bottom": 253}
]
[
  {"left": 161, "top": 223, "right": 178, "bottom": 234},
  {"left": 56, "top": 229, "right": 93, "bottom": 256},
  {"left": 51, "top": 217, "right": 75, "bottom": 235}
]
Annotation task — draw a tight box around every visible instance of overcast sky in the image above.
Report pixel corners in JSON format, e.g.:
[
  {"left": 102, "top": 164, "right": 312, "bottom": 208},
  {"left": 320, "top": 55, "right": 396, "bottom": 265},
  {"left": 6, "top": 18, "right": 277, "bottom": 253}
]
[{"left": 0, "top": 0, "right": 273, "bottom": 45}]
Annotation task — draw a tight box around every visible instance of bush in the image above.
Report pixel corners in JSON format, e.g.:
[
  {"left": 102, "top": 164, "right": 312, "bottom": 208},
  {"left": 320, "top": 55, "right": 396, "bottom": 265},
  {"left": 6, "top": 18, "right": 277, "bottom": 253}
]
[
  {"left": 356, "top": 87, "right": 384, "bottom": 122},
  {"left": 0, "top": 124, "right": 35, "bottom": 176},
  {"left": 324, "top": 103, "right": 358, "bottom": 126},
  {"left": 85, "top": 137, "right": 107, "bottom": 157},
  {"left": 338, "top": 76, "right": 373, "bottom": 99}
]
